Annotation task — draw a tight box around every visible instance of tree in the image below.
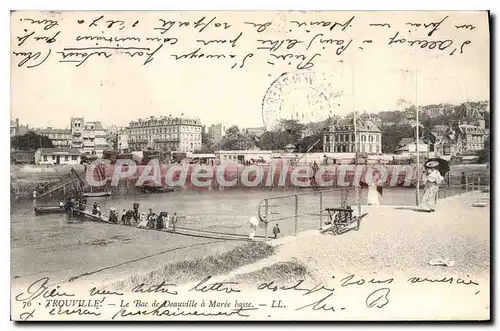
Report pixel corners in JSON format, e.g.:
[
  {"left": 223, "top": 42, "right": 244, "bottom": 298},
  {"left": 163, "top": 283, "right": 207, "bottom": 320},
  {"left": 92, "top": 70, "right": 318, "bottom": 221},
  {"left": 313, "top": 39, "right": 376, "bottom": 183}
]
[
  {"left": 257, "top": 131, "right": 278, "bottom": 150},
  {"left": 478, "top": 136, "right": 490, "bottom": 164},
  {"left": 106, "top": 132, "right": 118, "bottom": 151},
  {"left": 298, "top": 133, "right": 323, "bottom": 152},
  {"left": 200, "top": 125, "right": 215, "bottom": 152},
  {"left": 11, "top": 131, "right": 54, "bottom": 151},
  {"left": 218, "top": 126, "right": 257, "bottom": 150},
  {"left": 380, "top": 124, "right": 414, "bottom": 153}
]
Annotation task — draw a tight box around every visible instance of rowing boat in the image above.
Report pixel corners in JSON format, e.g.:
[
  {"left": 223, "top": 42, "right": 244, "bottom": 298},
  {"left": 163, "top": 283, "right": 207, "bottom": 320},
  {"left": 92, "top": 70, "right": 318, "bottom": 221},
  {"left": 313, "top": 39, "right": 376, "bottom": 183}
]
[
  {"left": 34, "top": 206, "right": 65, "bottom": 215},
  {"left": 83, "top": 191, "right": 112, "bottom": 198},
  {"left": 137, "top": 186, "right": 175, "bottom": 193}
]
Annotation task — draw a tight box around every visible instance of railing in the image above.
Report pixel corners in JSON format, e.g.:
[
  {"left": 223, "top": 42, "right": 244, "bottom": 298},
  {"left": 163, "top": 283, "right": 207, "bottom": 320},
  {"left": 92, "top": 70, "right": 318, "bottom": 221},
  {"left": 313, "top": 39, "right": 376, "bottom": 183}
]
[
  {"left": 257, "top": 174, "right": 489, "bottom": 242},
  {"left": 438, "top": 174, "right": 489, "bottom": 199},
  {"left": 257, "top": 187, "right": 358, "bottom": 241}
]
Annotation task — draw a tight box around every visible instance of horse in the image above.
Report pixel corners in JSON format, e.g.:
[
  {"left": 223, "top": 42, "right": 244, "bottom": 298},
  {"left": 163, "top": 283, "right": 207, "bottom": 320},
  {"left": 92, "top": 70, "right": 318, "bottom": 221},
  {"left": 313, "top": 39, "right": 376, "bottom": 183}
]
[
  {"left": 155, "top": 211, "right": 169, "bottom": 230},
  {"left": 121, "top": 210, "right": 135, "bottom": 225}
]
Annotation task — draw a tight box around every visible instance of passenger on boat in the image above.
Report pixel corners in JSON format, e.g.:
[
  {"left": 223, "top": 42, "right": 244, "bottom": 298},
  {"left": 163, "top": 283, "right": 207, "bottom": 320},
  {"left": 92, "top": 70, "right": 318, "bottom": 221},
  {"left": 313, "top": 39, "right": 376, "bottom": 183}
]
[
  {"left": 92, "top": 202, "right": 102, "bottom": 217},
  {"left": 109, "top": 207, "right": 118, "bottom": 223},
  {"left": 64, "top": 198, "right": 73, "bottom": 213},
  {"left": 137, "top": 212, "right": 148, "bottom": 228},
  {"left": 156, "top": 212, "right": 167, "bottom": 230},
  {"left": 121, "top": 209, "right": 131, "bottom": 225},
  {"left": 76, "top": 198, "right": 86, "bottom": 211},
  {"left": 171, "top": 212, "right": 177, "bottom": 231},
  {"left": 132, "top": 203, "right": 140, "bottom": 221},
  {"left": 146, "top": 208, "right": 156, "bottom": 228},
  {"left": 59, "top": 200, "right": 64, "bottom": 209},
  {"left": 163, "top": 212, "right": 170, "bottom": 230}
]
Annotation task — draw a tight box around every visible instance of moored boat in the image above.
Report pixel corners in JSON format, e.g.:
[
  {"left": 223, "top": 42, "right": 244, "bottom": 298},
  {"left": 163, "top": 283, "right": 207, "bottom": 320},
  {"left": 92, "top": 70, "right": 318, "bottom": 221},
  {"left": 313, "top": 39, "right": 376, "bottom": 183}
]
[
  {"left": 137, "top": 186, "right": 174, "bottom": 193},
  {"left": 34, "top": 206, "right": 65, "bottom": 214},
  {"left": 83, "top": 191, "right": 112, "bottom": 198}
]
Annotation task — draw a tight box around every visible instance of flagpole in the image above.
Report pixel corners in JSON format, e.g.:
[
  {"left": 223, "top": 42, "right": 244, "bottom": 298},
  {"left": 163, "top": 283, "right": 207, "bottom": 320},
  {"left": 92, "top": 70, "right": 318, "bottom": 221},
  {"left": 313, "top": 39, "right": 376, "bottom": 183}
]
[
  {"left": 415, "top": 66, "right": 420, "bottom": 206},
  {"left": 352, "top": 66, "right": 361, "bottom": 216}
]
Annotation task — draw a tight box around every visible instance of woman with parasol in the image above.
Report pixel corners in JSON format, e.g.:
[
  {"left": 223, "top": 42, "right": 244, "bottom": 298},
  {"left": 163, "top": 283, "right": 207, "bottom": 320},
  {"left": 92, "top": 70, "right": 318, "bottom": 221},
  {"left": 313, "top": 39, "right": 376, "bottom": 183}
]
[{"left": 420, "top": 158, "right": 449, "bottom": 212}]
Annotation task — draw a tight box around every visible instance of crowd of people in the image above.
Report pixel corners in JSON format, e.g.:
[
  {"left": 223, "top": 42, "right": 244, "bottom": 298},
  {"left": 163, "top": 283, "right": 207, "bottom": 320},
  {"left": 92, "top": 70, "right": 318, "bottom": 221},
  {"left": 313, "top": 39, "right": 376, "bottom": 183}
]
[
  {"left": 89, "top": 202, "right": 178, "bottom": 230},
  {"left": 60, "top": 197, "right": 87, "bottom": 212}
]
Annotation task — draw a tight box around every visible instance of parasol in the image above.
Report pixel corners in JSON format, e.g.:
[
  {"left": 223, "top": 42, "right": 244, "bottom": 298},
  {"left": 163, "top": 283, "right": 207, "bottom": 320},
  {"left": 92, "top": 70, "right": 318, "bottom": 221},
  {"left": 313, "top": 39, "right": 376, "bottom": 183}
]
[
  {"left": 424, "top": 158, "right": 450, "bottom": 176},
  {"left": 248, "top": 216, "right": 259, "bottom": 228}
]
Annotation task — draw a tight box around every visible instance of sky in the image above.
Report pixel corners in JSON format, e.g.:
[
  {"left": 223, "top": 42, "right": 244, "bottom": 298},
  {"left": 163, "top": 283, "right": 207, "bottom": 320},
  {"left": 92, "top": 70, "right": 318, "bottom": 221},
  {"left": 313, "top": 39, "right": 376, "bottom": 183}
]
[{"left": 11, "top": 11, "right": 489, "bottom": 130}]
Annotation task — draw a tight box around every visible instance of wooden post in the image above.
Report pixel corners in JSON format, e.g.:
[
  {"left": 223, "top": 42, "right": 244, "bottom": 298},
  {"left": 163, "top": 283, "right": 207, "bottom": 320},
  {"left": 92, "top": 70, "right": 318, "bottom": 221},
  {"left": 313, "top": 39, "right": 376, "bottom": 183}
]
[
  {"left": 319, "top": 192, "right": 323, "bottom": 229},
  {"left": 294, "top": 195, "right": 298, "bottom": 236},
  {"left": 478, "top": 176, "right": 481, "bottom": 191},
  {"left": 264, "top": 199, "right": 269, "bottom": 242},
  {"left": 465, "top": 175, "right": 469, "bottom": 192}
]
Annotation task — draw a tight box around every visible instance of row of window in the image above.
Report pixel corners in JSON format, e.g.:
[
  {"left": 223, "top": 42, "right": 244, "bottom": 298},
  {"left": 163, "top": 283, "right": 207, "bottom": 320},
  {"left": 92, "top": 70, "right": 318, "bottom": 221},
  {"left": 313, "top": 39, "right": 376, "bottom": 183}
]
[
  {"left": 129, "top": 119, "right": 201, "bottom": 127},
  {"left": 325, "top": 144, "right": 380, "bottom": 153},
  {"left": 42, "top": 155, "right": 78, "bottom": 161},
  {"left": 466, "top": 135, "right": 486, "bottom": 143},
  {"left": 128, "top": 126, "right": 202, "bottom": 135},
  {"left": 129, "top": 134, "right": 202, "bottom": 142},
  {"left": 327, "top": 134, "right": 381, "bottom": 143}
]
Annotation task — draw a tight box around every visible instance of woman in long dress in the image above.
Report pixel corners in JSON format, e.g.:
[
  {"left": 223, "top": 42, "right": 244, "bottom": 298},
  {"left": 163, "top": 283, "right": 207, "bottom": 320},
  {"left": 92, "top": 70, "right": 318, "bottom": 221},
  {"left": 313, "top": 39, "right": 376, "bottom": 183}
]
[
  {"left": 363, "top": 170, "right": 383, "bottom": 206},
  {"left": 248, "top": 217, "right": 258, "bottom": 240},
  {"left": 137, "top": 212, "right": 149, "bottom": 228},
  {"left": 420, "top": 168, "right": 444, "bottom": 212}
]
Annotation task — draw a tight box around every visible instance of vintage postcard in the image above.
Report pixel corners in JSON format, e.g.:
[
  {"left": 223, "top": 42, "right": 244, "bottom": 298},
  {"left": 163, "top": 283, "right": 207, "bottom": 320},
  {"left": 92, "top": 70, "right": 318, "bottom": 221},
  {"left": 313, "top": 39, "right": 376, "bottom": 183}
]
[{"left": 10, "top": 10, "right": 490, "bottom": 321}]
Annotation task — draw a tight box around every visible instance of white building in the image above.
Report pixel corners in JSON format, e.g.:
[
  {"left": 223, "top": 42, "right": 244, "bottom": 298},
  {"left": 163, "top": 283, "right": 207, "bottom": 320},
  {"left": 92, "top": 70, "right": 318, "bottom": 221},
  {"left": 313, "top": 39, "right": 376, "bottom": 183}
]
[
  {"left": 127, "top": 116, "right": 202, "bottom": 153},
  {"left": 34, "top": 148, "right": 81, "bottom": 165},
  {"left": 70, "top": 117, "right": 85, "bottom": 151},
  {"left": 214, "top": 149, "right": 273, "bottom": 164},
  {"left": 117, "top": 129, "right": 129, "bottom": 152},
  {"left": 323, "top": 117, "right": 382, "bottom": 154},
  {"left": 85, "top": 121, "right": 108, "bottom": 157},
  {"left": 70, "top": 117, "right": 108, "bottom": 157},
  {"left": 394, "top": 138, "right": 429, "bottom": 156}
]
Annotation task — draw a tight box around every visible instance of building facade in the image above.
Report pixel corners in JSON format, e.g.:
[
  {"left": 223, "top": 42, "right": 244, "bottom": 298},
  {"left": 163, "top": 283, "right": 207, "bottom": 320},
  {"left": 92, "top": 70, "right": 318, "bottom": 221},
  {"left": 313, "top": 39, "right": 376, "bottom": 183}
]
[
  {"left": 394, "top": 138, "right": 429, "bottom": 156},
  {"left": 70, "top": 117, "right": 85, "bottom": 151},
  {"left": 458, "top": 124, "right": 488, "bottom": 153},
  {"left": 34, "top": 148, "right": 81, "bottom": 165},
  {"left": 208, "top": 124, "right": 227, "bottom": 144},
  {"left": 34, "top": 127, "right": 71, "bottom": 148},
  {"left": 70, "top": 118, "right": 108, "bottom": 157},
  {"left": 323, "top": 118, "right": 382, "bottom": 154},
  {"left": 84, "top": 121, "right": 108, "bottom": 157},
  {"left": 117, "top": 129, "right": 129, "bottom": 153},
  {"left": 127, "top": 116, "right": 202, "bottom": 152}
]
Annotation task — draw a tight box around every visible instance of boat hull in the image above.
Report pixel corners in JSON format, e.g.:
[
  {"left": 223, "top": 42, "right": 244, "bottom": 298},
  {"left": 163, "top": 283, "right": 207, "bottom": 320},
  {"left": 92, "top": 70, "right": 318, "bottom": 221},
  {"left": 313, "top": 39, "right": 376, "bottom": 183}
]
[
  {"left": 34, "top": 206, "right": 65, "bottom": 214},
  {"left": 83, "top": 191, "right": 112, "bottom": 198},
  {"left": 138, "top": 187, "right": 174, "bottom": 193}
]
